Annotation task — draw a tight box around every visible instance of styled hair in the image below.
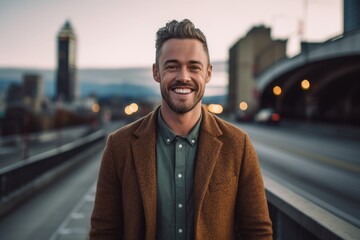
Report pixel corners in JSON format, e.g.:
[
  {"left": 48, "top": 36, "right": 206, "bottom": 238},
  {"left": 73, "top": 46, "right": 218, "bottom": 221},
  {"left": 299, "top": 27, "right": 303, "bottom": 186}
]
[{"left": 155, "top": 19, "right": 210, "bottom": 65}]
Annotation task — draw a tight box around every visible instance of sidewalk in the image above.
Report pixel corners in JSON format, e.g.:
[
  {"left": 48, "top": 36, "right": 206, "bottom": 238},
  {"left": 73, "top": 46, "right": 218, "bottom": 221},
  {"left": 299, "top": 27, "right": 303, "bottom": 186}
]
[
  {"left": 49, "top": 183, "right": 95, "bottom": 240},
  {"left": 280, "top": 120, "right": 360, "bottom": 141}
]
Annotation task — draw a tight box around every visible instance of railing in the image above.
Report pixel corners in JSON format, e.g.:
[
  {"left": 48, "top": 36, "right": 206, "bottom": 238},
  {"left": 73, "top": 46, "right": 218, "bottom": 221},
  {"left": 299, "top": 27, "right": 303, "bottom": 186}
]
[
  {"left": 0, "top": 129, "right": 106, "bottom": 217},
  {"left": 0, "top": 125, "right": 92, "bottom": 161},
  {"left": 265, "top": 175, "right": 360, "bottom": 240}
]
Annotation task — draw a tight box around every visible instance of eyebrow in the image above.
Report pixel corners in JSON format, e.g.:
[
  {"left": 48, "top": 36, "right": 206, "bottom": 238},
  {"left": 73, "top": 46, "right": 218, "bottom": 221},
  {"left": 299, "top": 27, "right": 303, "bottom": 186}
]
[
  {"left": 188, "top": 60, "right": 204, "bottom": 66},
  {"left": 164, "top": 59, "right": 204, "bottom": 66},
  {"left": 163, "top": 59, "right": 178, "bottom": 65}
]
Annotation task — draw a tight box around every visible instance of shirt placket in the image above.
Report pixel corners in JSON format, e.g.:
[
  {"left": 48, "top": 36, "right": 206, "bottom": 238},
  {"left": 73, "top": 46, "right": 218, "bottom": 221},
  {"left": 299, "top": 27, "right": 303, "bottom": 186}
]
[{"left": 175, "top": 137, "right": 186, "bottom": 239}]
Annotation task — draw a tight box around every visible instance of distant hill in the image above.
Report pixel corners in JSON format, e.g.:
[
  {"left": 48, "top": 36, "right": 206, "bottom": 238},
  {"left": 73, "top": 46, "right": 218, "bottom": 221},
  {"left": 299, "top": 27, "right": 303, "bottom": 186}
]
[
  {"left": 0, "top": 61, "right": 227, "bottom": 103},
  {"left": 0, "top": 67, "right": 156, "bottom": 98},
  {"left": 82, "top": 82, "right": 157, "bottom": 98}
]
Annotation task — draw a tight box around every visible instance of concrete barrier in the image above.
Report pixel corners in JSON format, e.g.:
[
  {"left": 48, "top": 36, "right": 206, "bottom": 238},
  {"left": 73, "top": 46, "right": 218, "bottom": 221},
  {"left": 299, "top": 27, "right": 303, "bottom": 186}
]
[
  {"left": 0, "top": 129, "right": 106, "bottom": 218},
  {"left": 264, "top": 175, "right": 360, "bottom": 240}
]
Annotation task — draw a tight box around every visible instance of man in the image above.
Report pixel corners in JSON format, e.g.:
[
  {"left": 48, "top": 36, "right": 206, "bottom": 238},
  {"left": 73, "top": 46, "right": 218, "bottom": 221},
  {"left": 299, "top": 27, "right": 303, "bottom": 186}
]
[{"left": 90, "top": 19, "right": 272, "bottom": 239}]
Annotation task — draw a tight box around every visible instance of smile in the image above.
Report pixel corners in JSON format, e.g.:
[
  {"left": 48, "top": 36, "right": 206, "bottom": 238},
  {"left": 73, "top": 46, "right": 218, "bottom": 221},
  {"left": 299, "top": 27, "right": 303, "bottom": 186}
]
[{"left": 173, "top": 88, "right": 192, "bottom": 94}]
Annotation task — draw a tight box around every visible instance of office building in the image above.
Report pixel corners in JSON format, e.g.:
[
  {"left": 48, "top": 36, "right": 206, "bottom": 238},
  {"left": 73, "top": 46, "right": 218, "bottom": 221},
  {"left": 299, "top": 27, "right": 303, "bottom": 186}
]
[
  {"left": 56, "top": 21, "right": 77, "bottom": 102},
  {"left": 6, "top": 83, "right": 23, "bottom": 105},
  {"left": 228, "top": 25, "right": 287, "bottom": 118},
  {"left": 23, "top": 73, "right": 43, "bottom": 112}
]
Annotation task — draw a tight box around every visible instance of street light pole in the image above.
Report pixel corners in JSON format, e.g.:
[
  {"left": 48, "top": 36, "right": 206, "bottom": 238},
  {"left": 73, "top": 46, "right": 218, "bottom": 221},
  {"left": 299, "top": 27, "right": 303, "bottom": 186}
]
[{"left": 302, "top": 0, "right": 309, "bottom": 61}]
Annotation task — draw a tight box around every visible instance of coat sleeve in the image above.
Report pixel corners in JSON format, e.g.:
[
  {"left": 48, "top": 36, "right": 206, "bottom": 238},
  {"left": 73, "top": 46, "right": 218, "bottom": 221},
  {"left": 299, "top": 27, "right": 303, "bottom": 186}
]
[
  {"left": 235, "top": 133, "right": 273, "bottom": 239},
  {"left": 89, "top": 135, "right": 123, "bottom": 239}
]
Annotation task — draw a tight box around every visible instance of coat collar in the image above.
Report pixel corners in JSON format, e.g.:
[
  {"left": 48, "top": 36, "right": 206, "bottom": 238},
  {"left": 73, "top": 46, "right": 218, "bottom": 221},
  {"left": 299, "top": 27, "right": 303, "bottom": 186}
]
[
  {"left": 194, "top": 106, "right": 223, "bottom": 227},
  {"left": 132, "top": 107, "right": 159, "bottom": 239},
  {"left": 131, "top": 105, "right": 224, "bottom": 237}
]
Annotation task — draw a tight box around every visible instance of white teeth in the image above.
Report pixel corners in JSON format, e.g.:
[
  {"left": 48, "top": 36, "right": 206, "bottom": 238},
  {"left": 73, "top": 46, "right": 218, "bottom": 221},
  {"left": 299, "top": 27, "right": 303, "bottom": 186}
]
[{"left": 174, "top": 88, "right": 191, "bottom": 94}]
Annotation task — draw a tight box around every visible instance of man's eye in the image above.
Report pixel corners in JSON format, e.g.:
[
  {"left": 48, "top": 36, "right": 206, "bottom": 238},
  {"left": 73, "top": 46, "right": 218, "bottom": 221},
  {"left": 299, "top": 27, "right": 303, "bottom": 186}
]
[
  {"left": 190, "top": 66, "right": 201, "bottom": 71},
  {"left": 166, "top": 65, "right": 177, "bottom": 70}
]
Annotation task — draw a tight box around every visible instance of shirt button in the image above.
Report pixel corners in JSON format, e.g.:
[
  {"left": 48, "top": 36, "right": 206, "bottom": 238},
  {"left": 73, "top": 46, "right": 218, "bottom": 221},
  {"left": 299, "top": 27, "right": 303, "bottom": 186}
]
[
  {"left": 178, "top": 203, "right": 183, "bottom": 208},
  {"left": 178, "top": 144, "right": 183, "bottom": 148},
  {"left": 178, "top": 229, "right": 183, "bottom": 233},
  {"left": 191, "top": 139, "right": 195, "bottom": 144},
  {"left": 166, "top": 139, "right": 170, "bottom": 143},
  {"left": 178, "top": 173, "right": 182, "bottom": 178}
]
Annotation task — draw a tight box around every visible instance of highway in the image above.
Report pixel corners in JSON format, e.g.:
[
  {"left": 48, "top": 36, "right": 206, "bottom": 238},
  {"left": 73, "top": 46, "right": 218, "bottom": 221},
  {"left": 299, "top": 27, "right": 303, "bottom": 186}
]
[
  {"left": 0, "top": 125, "right": 93, "bottom": 168},
  {"left": 0, "top": 141, "right": 101, "bottom": 240},
  {"left": 235, "top": 122, "right": 360, "bottom": 228},
  {"left": 0, "top": 119, "right": 359, "bottom": 239}
]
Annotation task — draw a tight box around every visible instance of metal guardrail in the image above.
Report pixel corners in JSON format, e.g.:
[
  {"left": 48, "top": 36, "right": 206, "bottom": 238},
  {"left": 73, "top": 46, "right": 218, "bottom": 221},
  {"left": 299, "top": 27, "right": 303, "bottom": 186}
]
[
  {"left": 0, "top": 125, "right": 90, "bottom": 147},
  {"left": 0, "top": 129, "right": 106, "bottom": 202},
  {"left": 264, "top": 175, "right": 360, "bottom": 240},
  {"left": 0, "top": 125, "right": 92, "bottom": 162}
]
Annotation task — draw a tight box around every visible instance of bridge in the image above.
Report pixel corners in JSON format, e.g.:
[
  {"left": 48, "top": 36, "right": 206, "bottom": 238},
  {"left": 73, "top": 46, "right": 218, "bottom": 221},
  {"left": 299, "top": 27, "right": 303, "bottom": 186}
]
[
  {"left": 257, "top": 29, "right": 360, "bottom": 124},
  {"left": 0, "top": 119, "right": 359, "bottom": 239}
]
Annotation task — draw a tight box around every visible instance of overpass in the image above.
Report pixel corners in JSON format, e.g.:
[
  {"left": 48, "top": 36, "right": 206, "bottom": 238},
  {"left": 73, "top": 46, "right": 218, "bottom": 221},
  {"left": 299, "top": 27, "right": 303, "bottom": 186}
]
[{"left": 257, "top": 29, "right": 360, "bottom": 125}]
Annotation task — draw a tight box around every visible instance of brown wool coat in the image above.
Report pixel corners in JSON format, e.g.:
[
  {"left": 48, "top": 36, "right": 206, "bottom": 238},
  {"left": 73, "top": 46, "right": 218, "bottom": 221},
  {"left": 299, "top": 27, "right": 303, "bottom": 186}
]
[{"left": 90, "top": 106, "right": 273, "bottom": 240}]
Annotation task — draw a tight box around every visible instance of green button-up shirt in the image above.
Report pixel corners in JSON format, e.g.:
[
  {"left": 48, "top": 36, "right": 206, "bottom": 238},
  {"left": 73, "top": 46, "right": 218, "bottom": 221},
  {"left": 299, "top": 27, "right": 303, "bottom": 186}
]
[{"left": 156, "top": 110, "right": 202, "bottom": 240}]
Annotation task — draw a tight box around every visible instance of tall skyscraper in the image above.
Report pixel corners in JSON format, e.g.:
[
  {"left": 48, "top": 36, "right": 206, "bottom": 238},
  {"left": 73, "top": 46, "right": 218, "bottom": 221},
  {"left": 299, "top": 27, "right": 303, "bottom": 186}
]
[
  {"left": 56, "top": 21, "right": 77, "bottom": 102},
  {"left": 344, "top": 0, "right": 360, "bottom": 33}
]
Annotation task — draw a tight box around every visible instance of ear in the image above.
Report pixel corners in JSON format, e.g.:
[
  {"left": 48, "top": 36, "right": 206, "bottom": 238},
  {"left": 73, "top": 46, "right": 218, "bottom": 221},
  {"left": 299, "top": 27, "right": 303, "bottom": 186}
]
[
  {"left": 153, "top": 63, "right": 160, "bottom": 83},
  {"left": 205, "top": 64, "right": 212, "bottom": 84}
]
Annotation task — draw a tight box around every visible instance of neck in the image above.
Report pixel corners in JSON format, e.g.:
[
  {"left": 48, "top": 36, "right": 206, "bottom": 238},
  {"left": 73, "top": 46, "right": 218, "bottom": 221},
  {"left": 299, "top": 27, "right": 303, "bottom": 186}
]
[{"left": 160, "top": 104, "right": 202, "bottom": 136}]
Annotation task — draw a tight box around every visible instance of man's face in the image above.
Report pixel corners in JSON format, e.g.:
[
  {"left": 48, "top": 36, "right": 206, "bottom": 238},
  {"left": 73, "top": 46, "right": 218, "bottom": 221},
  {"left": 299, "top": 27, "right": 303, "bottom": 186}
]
[{"left": 153, "top": 39, "right": 212, "bottom": 114}]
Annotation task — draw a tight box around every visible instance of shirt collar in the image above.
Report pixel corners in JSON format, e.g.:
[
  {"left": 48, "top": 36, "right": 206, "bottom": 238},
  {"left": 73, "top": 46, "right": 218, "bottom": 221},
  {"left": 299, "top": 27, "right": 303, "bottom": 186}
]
[{"left": 157, "top": 110, "right": 202, "bottom": 146}]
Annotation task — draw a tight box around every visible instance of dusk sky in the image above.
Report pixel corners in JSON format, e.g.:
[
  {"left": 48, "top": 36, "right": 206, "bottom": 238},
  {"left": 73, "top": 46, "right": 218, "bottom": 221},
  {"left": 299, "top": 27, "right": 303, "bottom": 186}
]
[{"left": 0, "top": 0, "right": 343, "bottom": 68}]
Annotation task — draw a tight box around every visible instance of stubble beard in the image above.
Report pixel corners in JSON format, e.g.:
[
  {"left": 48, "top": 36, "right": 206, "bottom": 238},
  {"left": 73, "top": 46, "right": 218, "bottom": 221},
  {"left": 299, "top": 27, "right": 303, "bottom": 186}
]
[{"left": 161, "top": 87, "right": 204, "bottom": 114}]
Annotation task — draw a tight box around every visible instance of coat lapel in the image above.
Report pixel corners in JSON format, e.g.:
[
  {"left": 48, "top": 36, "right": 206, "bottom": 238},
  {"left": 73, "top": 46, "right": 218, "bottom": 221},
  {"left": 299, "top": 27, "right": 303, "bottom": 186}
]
[
  {"left": 132, "top": 109, "right": 159, "bottom": 238},
  {"left": 194, "top": 107, "right": 223, "bottom": 223},
  {"left": 130, "top": 106, "right": 224, "bottom": 237}
]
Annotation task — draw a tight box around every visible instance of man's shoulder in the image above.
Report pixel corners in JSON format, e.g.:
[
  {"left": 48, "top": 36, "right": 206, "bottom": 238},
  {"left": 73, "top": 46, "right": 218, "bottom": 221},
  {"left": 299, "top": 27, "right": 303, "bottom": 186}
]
[
  {"left": 110, "top": 110, "right": 157, "bottom": 140},
  {"left": 111, "top": 118, "right": 142, "bottom": 137},
  {"left": 211, "top": 114, "right": 247, "bottom": 137}
]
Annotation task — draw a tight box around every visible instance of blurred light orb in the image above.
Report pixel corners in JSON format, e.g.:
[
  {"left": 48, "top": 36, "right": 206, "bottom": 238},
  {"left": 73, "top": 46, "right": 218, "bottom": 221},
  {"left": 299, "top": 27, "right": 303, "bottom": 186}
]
[
  {"left": 208, "top": 104, "right": 223, "bottom": 114},
  {"left": 129, "top": 103, "right": 139, "bottom": 113},
  {"left": 124, "top": 105, "right": 133, "bottom": 115},
  {"left": 92, "top": 103, "right": 100, "bottom": 113},
  {"left": 239, "top": 102, "right": 248, "bottom": 111},
  {"left": 125, "top": 103, "right": 139, "bottom": 115},
  {"left": 273, "top": 86, "right": 282, "bottom": 96},
  {"left": 301, "top": 79, "right": 310, "bottom": 90}
]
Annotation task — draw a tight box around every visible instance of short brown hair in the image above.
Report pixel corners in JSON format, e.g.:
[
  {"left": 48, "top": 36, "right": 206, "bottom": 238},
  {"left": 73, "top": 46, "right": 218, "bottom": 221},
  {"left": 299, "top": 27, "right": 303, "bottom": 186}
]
[{"left": 155, "top": 19, "right": 210, "bottom": 65}]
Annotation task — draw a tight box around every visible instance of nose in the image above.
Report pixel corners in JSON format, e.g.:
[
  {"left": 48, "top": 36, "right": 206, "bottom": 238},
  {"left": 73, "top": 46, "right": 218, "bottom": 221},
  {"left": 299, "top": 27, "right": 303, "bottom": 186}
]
[{"left": 176, "top": 66, "right": 191, "bottom": 82}]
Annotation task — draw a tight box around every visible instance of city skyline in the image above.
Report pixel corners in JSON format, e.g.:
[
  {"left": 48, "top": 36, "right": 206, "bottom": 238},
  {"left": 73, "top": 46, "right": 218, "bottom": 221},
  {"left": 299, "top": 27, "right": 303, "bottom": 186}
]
[{"left": 0, "top": 0, "right": 342, "bottom": 68}]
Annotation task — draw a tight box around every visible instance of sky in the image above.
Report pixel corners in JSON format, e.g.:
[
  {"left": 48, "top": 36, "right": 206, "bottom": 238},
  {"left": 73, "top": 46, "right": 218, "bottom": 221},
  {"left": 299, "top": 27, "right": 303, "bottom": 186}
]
[{"left": 0, "top": 0, "right": 343, "bottom": 69}]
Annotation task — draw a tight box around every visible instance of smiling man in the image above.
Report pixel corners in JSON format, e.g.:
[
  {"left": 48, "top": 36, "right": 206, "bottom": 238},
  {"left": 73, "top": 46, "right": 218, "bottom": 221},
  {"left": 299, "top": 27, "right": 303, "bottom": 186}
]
[
  {"left": 153, "top": 37, "right": 211, "bottom": 135},
  {"left": 90, "top": 19, "right": 273, "bottom": 240}
]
